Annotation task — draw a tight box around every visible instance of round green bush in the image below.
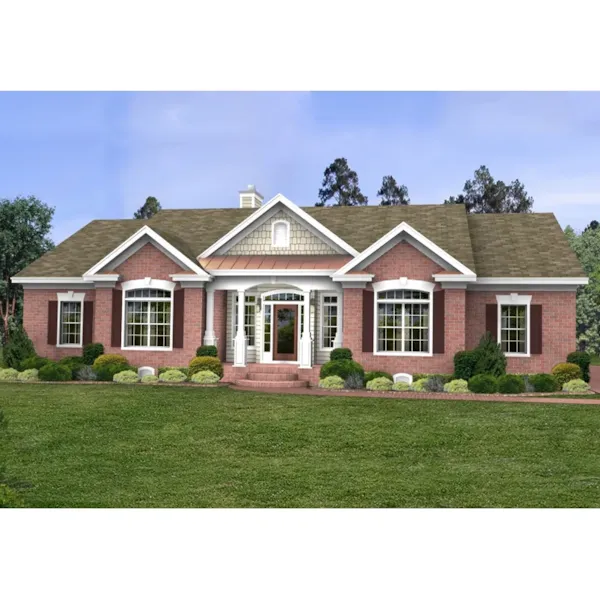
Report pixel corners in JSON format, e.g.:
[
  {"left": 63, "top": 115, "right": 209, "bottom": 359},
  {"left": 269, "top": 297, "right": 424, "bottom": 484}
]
[
  {"left": 364, "top": 371, "right": 393, "bottom": 383},
  {"left": 0, "top": 368, "right": 19, "bottom": 382},
  {"left": 141, "top": 374, "right": 159, "bottom": 384},
  {"left": 318, "top": 376, "right": 344, "bottom": 390},
  {"left": 158, "top": 367, "right": 189, "bottom": 377},
  {"left": 443, "top": 379, "right": 469, "bottom": 393},
  {"left": 0, "top": 483, "right": 24, "bottom": 508},
  {"left": 320, "top": 359, "right": 364, "bottom": 381},
  {"left": 188, "top": 356, "right": 223, "bottom": 379},
  {"left": 20, "top": 356, "right": 50, "bottom": 370},
  {"left": 191, "top": 370, "right": 221, "bottom": 384},
  {"left": 551, "top": 363, "right": 582, "bottom": 387},
  {"left": 366, "top": 377, "right": 393, "bottom": 391},
  {"left": 93, "top": 363, "right": 131, "bottom": 382},
  {"left": 562, "top": 378, "right": 591, "bottom": 393},
  {"left": 567, "top": 351, "right": 591, "bottom": 383},
  {"left": 113, "top": 370, "right": 140, "bottom": 384},
  {"left": 93, "top": 354, "right": 129, "bottom": 369},
  {"left": 410, "top": 378, "right": 428, "bottom": 392},
  {"left": 196, "top": 345, "right": 218, "bottom": 357},
  {"left": 392, "top": 381, "right": 410, "bottom": 392},
  {"left": 528, "top": 373, "right": 559, "bottom": 393},
  {"left": 58, "top": 356, "right": 86, "bottom": 379},
  {"left": 468, "top": 374, "right": 498, "bottom": 394},
  {"left": 330, "top": 347, "right": 353, "bottom": 361},
  {"left": 497, "top": 374, "right": 526, "bottom": 394},
  {"left": 159, "top": 369, "right": 187, "bottom": 383},
  {"left": 83, "top": 343, "right": 104, "bottom": 365},
  {"left": 17, "top": 368, "right": 39, "bottom": 382},
  {"left": 39, "top": 362, "right": 72, "bottom": 382}
]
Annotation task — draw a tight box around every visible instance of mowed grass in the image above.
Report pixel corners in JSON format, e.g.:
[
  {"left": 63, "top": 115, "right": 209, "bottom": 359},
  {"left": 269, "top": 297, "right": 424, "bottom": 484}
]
[{"left": 1, "top": 384, "right": 600, "bottom": 507}]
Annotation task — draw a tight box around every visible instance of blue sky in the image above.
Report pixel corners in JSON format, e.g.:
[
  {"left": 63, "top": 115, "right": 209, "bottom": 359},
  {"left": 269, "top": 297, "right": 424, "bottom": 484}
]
[{"left": 1, "top": 92, "right": 599, "bottom": 244}]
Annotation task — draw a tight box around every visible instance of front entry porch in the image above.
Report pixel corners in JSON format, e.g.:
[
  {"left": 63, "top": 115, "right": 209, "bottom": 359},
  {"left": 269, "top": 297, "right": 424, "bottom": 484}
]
[{"left": 222, "top": 362, "right": 321, "bottom": 388}]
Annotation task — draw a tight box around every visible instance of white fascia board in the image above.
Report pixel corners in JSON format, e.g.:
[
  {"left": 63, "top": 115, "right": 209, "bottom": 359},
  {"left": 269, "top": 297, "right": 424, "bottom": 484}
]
[
  {"left": 11, "top": 276, "right": 86, "bottom": 284},
  {"left": 475, "top": 277, "right": 589, "bottom": 286},
  {"left": 208, "top": 269, "right": 338, "bottom": 277},
  {"left": 334, "top": 221, "right": 476, "bottom": 277},
  {"left": 83, "top": 225, "right": 207, "bottom": 277},
  {"left": 199, "top": 193, "right": 358, "bottom": 258},
  {"left": 331, "top": 274, "right": 374, "bottom": 282},
  {"left": 83, "top": 274, "right": 121, "bottom": 282},
  {"left": 170, "top": 273, "right": 212, "bottom": 282},
  {"left": 433, "top": 273, "right": 477, "bottom": 282}
]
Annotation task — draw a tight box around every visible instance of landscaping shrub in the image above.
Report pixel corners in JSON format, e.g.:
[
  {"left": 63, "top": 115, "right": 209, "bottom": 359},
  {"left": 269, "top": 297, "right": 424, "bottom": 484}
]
[
  {"left": 17, "top": 368, "right": 39, "bottom": 382},
  {"left": 472, "top": 333, "right": 506, "bottom": 377},
  {"left": 528, "top": 374, "right": 559, "bottom": 393},
  {"left": 497, "top": 374, "right": 526, "bottom": 394},
  {"left": 567, "top": 351, "right": 591, "bottom": 383},
  {"left": 83, "top": 343, "right": 104, "bottom": 365},
  {"left": 410, "top": 378, "right": 428, "bottom": 392},
  {"left": 75, "top": 365, "right": 97, "bottom": 381},
  {"left": 20, "top": 356, "right": 50, "bottom": 370},
  {"left": 0, "top": 483, "right": 24, "bottom": 508},
  {"left": 141, "top": 374, "right": 159, "bottom": 384},
  {"left": 562, "top": 378, "right": 591, "bottom": 393},
  {"left": 364, "top": 371, "right": 393, "bottom": 383},
  {"left": 159, "top": 369, "right": 187, "bottom": 383},
  {"left": 196, "top": 345, "right": 218, "bottom": 357},
  {"left": 93, "top": 363, "right": 131, "bottom": 382},
  {"left": 366, "top": 377, "right": 393, "bottom": 391},
  {"left": 2, "top": 327, "right": 35, "bottom": 369},
  {"left": 551, "top": 363, "right": 582, "bottom": 387},
  {"left": 93, "top": 354, "right": 129, "bottom": 369},
  {"left": 0, "top": 368, "right": 19, "bottom": 382},
  {"left": 392, "top": 381, "right": 410, "bottom": 392},
  {"left": 320, "top": 359, "right": 364, "bottom": 381},
  {"left": 318, "top": 375, "right": 344, "bottom": 389},
  {"left": 0, "top": 347, "right": 5, "bottom": 368},
  {"left": 39, "top": 362, "right": 72, "bottom": 382},
  {"left": 58, "top": 356, "right": 86, "bottom": 379},
  {"left": 413, "top": 373, "right": 453, "bottom": 384},
  {"left": 468, "top": 374, "right": 498, "bottom": 394},
  {"left": 344, "top": 372, "right": 365, "bottom": 389},
  {"left": 158, "top": 367, "right": 189, "bottom": 377},
  {"left": 191, "top": 370, "right": 220, "bottom": 384},
  {"left": 453, "top": 350, "right": 478, "bottom": 380},
  {"left": 424, "top": 375, "right": 445, "bottom": 392},
  {"left": 330, "top": 347, "right": 353, "bottom": 361},
  {"left": 444, "top": 379, "right": 469, "bottom": 393},
  {"left": 188, "top": 357, "right": 223, "bottom": 379},
  {"left": 113, "top": 370, "right": 140, "bottom": 384}
]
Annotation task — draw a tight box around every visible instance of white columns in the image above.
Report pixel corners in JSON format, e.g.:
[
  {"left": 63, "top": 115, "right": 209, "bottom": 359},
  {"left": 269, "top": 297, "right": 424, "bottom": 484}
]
[
  {"left": 333, "top": 292, "right": 342, "bottom": 348},
  {"left": 233, "top": 289, "right": 247, "bottom": 367},
  {"left": 299, "top": 290, "right": 313, "bottom": 368},
  {"left": 203, "top": 288, "right": 217, "bottom": 347}
]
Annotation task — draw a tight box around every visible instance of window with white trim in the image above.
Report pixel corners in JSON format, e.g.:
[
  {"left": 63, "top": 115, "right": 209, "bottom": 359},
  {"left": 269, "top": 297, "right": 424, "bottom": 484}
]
[
  {"left": 59, "top": 301, "right": 83, "bottom": 346},
  {"left": 376, "top": 289, "right": 430, "bottom": 353},
  {"left": 272, "top": 220, "right": 290, "bottom": 248},
  {"left": 321, "top": 295, "right": 339, "bottom": 349},
  {"left": 234, "top": 295, "right": 256, "bottom": 347},
  {"left": 500, "top": 305, "right": 527, "bottom": 354},
  {"left": 124, "top": 288, "right": 172, "bottom": 348}
]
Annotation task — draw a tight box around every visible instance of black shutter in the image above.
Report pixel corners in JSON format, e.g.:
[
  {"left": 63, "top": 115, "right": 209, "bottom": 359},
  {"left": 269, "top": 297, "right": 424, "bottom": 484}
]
[
  {"left": 173, "top": 289, "right": 185, "bottom": 349},
  {"left": 485, "top": 304, "right": 497, "bottom": 341},
  {"left": 433, "top": 290, "right": 445, "bottom": 354},
  {"left": 47, "top": 300, "right": 58, "bottom": 345},
  {"left": 111, "top": 289, "right": 122, "bottom": 347},
  {"left": 82, "top": 301, "right": 94, "bottom": 346},
  {"left": 530, "top": 305, "right": 542, "bottom": 354},
  {"left": 362, "top": 289, "right": 374, "bottom": 353}
]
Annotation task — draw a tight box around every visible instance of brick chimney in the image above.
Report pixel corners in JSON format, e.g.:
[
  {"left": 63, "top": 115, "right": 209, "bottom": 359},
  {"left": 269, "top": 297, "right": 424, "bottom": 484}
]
[{"left": 239, "top": 184, "right": 263, "bottom": 209}]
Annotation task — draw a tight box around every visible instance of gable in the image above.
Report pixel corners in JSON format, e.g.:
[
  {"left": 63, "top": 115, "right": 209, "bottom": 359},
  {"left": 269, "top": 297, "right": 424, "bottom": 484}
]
[{"left": 220, "top": 208, "right": 345, "bottom": 256}]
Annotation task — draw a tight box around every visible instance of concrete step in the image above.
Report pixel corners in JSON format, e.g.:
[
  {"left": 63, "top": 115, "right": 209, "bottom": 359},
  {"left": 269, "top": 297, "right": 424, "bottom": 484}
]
[
  {"left": 247, "top": 372, "right": 298, "bottom": 382},
  {"left": 234, "top": 378, "right": 309, "bottom": 389}
]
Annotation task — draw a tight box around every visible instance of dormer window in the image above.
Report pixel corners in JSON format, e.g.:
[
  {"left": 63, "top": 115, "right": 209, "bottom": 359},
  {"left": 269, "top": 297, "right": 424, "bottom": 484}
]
[{"left": 272, "top": 220, "right": 290, "bottom": 248}]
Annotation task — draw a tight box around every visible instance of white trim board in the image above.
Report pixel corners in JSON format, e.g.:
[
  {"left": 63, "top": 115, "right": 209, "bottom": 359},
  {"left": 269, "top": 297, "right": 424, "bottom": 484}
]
[{"left": 199, "top": 194, "right": 358, "bottom": 258}]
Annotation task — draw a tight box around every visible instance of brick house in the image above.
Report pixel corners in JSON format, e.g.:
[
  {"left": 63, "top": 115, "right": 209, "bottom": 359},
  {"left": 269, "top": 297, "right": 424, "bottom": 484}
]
[{"left": 12, "top": 187, "right": 588, "bottom": 388}]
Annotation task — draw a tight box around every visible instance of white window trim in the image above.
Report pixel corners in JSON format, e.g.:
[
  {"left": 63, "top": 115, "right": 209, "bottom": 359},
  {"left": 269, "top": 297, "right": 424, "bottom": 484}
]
[
  {"left": 496, "top": 293, "right": 532, "bottom": 358},
  {"left": 372, "top": 279, "right": 435, "bottom": 357},
  {"left": 56, "top": 291, "right": 86, "bottom": 348},
  {"left": 319, "top": 293, "right": 340, "bottom": 351},
  {"left": 233, "top": 294, "right": 257, "bottom": 349},
  {"left": 271, "top": 219, "right": 290, "bottom": 248},
  {"left": 121, "top": 279, "right": 176, "bottom": 352}
]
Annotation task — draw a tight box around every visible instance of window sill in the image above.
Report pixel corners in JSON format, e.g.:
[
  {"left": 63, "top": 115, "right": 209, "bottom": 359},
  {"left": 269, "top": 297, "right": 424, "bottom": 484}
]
[
  {"left": 505, "top": 352, "right": 531, "bottom": 358},
  {"left": 373, "top": 351, "right": 433, "bottom": 357},
  {"left": 121, "top": 346, "right": 173, "bottom": 352},
  {"left": 57, "top": 343, "right": 82, "bottom": 349}
]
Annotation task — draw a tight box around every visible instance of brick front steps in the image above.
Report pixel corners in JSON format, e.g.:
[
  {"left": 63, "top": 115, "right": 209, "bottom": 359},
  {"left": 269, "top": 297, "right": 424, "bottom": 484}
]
[{"left": 230, "top": 365, "right": 310, "bottom": 389}]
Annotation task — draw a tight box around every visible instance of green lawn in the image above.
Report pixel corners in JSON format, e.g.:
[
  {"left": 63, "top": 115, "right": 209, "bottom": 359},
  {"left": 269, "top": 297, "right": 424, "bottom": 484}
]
[{"left": 2, "top": 383, "right": 600, "bottom": 507}]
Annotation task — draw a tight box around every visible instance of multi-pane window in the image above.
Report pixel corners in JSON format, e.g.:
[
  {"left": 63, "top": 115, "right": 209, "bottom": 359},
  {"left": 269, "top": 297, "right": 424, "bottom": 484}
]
[
  {"left": 263, "top": 304, "right": 272, "bottom": 352},
  {"left": 500, "top": 305, "right": 527, "bottom": 354},
  {"left": 124, "top": 288, "right": 172, "bottom": 348},
  {"left": 59, "top": 301, "right": 82, "bottom": 345},
  {"left": 321, "top": 295, "right": 338, "bottom": 349},
  {"left": 263, "top": 292, "right": 302, "bottom": 302},
  {"left": 234, "top": 295, "right": 256, "bottom": 347},
  {"left": 376, "top": 290, "right": 430, "bottom": 353}
]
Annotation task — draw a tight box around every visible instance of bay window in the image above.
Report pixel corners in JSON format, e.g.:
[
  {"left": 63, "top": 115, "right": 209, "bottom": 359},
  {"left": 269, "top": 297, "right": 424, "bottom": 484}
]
[{"left": 124, "top": 288, "right": 172, "bottom": 349}]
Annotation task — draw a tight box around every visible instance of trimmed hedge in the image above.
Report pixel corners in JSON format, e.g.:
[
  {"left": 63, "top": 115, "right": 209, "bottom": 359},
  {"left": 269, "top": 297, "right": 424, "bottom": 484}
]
[
  {"left": 318, "top": 376, "right": 344, "bottom": 389},
  {"left": 158, "top": 367, "right": 189, "bottom": 377},
  {"left": 191, "top": 371, "right": 220, "bottom": 384},
  {"left": 567, "top": 352, "right": 591, "bottom": 383},
  {"left": 159, "top": 369, "right": 187, "bottom": 383},
  {"left": 366, "top": 377, "right": 393, "bottom": 391},
  {"left": 468, "top": 374, "right": 498, "bottom": 394},
  {"left": 453, "top": 350, "right": 478, "bottom": 380},
  {"left": 39, "top": 363, "right": 72, "bottom": 382},
  {"left": 330, "top": 347, "right": 352, "bottom": 361},
  {"left": 551, "top": 363, "right": 582, "bottom": 387},
  {"left": 188, "top": 357, "right": 223, "bottom": 379},
  {"left": 83, "top": 343, "right": 104, "bottom": 365},
  {"left": 497, "top": 374, "right": 526, "bottom": 394},
  {"left": 196, "top": 345, "right": 218, "bottom": 357},
  {"left": 364, "top": 371, "right": 393, "bottom": 383},
  {"left": 93, "top": 354, "right": 129, "bottom": 369},
  {"left": 528, "top": 373, "right": 559, "bottom": 393},
  {"left": 113, "top": 370, "right": 140, "bottom": 384},
  {"left": 443, "top": 379, "right": 469, "bottom": 393},
  {"left": 320, "top": 359, "right": 364, "bottom": 381}
]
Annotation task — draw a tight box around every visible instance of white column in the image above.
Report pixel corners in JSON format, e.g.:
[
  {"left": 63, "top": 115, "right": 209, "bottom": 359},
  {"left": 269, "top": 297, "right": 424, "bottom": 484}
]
[
  {"left": 233, "top": 289, "right": 247, "bottom": 367},
  {"left": 203, "top": 288, "right": 216, "bottom": 347},
  {"left": 299, "top": 290, "right": 313, "bottom": 368},
  {"left": 333, "top": 293, "right": 342, "bottom": 348}
]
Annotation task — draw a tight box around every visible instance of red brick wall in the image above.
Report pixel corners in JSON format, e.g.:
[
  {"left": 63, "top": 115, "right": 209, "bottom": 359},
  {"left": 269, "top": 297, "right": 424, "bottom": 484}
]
[
  {"left": 368, "top": 240, "right": 440, "bottom": 283},
  {"left": 466, "top": 290, "right": 576, "bottom": 372},
  {"left": 107, "top": 242, "right": 192, "bottom": 279}
]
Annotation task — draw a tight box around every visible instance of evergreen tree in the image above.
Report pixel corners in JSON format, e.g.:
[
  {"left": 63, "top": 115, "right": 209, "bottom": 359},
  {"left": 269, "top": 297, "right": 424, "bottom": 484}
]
[
  {"left": 316, "top": 158, "right": 368, "bottom": 207},
  {"left": 134, "top": 196, "right": 162, "bottom": 219},
  {"left": 377, "top": 175, "right": 410, "bottom": 206}
]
